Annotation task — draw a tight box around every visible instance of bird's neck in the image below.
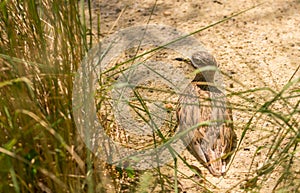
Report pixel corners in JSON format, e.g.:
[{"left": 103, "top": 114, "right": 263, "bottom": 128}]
[
  {"left": 192, "top": 74, "right": 217, "bottom": 91},
  {"left": 192, "top": 73, "right": 214, "bottom": 83}
]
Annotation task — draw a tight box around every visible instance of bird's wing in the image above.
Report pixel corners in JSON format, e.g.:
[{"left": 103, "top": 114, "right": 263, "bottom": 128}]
[
  {"left": 219, "top": 107, "right": 235, "bottom": 158},
  {"left": 176, "top": 84, "right": 211, "bottom": 164}
]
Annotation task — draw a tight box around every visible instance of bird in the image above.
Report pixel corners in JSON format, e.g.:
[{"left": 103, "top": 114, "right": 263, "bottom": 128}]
[{"left": 176, "top": 51, "right": 235, "bottom": 176}]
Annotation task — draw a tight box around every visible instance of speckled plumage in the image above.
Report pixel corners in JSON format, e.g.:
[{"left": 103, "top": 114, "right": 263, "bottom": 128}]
[{"left": 177, "top": 51, "right": 235, "bottom": 176}]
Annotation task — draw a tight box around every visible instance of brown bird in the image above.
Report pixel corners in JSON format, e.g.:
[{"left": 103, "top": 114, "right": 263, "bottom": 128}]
[{"left": 176, "top": 51, "right": 235, "bottom": 176}]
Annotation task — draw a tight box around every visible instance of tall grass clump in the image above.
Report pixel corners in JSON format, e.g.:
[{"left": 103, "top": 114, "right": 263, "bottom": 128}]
[{"left": 0, "top": 0, "right": 105, "bottom": 192}]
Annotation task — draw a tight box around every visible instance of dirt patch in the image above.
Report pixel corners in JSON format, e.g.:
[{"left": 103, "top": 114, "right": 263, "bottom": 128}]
[{"left": 89, "top": 0, "right": 300, "bottom": 192}]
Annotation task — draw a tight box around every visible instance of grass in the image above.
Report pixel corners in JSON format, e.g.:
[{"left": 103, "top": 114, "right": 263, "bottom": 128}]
[{"left": 0, "top": 0, "right": 299, "bottom": 192}]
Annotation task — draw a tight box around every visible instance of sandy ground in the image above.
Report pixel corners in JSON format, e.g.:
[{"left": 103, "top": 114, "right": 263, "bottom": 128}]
[{"left": 88, "top": 0, "right": 300, "bottom": 192}]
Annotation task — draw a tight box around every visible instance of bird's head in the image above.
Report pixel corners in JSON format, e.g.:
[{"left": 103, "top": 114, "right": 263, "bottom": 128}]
[{"left": 191, "top": 51, "right": 218, "bottom": 83}]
